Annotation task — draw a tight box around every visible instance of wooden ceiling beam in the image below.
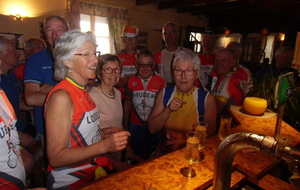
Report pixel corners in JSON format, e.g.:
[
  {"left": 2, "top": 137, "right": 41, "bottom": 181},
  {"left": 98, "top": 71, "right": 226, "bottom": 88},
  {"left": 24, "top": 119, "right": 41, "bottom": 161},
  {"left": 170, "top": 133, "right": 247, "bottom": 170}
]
[
  {"left": 158, "top": 0, "right": 243, "bottom": 9},
  {"left": 135, "top": 0, "right": 170, "bottom": 6},
  {"left": 208, "top": 12, "right": 299, "bottom": 31},
  {"left": 249, "top": 0, "right": 300, "bottom": 20},
  {"left": 191, "top": 6, "right": 262, "bottom": 16},
  {"left": 177, "top": 0, "right": 249, "bottom": 13},
  {"left": 135, "top": 0, "right": 300, "bottom": 24}
]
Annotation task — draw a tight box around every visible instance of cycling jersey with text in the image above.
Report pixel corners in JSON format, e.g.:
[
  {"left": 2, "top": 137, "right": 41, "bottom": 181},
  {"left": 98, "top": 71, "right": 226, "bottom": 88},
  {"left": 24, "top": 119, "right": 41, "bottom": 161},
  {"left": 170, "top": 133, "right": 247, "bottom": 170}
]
[
  {"left": 45, "top": 79, "right": 108, "bottom": 189},
  {"left": 0, "top": 89, "right": 26, "bottom": 190},
  {"left": 125, "top": 74, "right": 165, "bottom": 125}
]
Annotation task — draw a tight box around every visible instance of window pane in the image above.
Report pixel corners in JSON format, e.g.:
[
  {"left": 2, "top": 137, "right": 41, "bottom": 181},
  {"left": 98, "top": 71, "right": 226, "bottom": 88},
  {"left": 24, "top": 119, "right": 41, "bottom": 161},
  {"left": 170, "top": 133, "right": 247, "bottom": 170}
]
[
  {"left": 264, "top": 35, "right": 275, "bottom": 64},
  {"left": 195, "top": 33, "right": 201, "bottom": 41},
  {"left": 79, "top": 15, "right": 112, "bottom": 54},
  {"left": 80, "top": 14, "right": 91, "bottom": 32},
  {"left": 95, "top": 16, "right": 109, "bottom": 37},
  {"left": 190, "top": 32, "right": 195, "bottom": 41},
  {"left": 96, "top": 37, "right": 110, "bottom": 54}
]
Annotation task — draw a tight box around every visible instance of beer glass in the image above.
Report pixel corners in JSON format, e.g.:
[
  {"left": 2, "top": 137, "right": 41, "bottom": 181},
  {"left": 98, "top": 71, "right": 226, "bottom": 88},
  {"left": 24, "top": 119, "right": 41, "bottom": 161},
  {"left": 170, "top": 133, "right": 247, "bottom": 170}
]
[
  {"left": 180, "top": 132, "right": 200, "bottom": 178},
  {"left": 218, "top": 114, "right": 232, "bottom": 140}
]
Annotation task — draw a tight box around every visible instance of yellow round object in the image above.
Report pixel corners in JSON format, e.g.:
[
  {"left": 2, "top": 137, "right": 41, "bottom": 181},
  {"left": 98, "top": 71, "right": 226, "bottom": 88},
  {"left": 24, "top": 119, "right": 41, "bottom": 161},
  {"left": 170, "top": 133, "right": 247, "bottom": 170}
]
[{"left": 243, "top": 97, "right": 267, "bottom": 116}]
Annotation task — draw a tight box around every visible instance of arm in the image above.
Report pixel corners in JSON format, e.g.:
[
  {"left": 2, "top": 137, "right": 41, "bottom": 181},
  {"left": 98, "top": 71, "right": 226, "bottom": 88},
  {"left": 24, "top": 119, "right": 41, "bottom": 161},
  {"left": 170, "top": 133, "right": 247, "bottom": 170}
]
[
  {"left": 123, "top": 99, "right": 132, "bottom": 131},
  {"left": 24, "top": 82, "right": 53, "bottom": 106},
  {"left": 123, "top": 81, "right": 133, "bottom": 131},
  {"left": 148, "top": 90, "right": 186, "bottom": 134},
  {"left": 147, "top": 90, "right": 169, "bottom": 134},
  {"left": 215, "top": 97, "right": 228, "bottom": 114},
  {"left": 45, "top": 89, "right": 130, "bottom": 168},
  {"left": 204, "top": 94, "right": 217, "bottom": 135},
  {"left": 19, "top": 95, "right": 33, "bottom": 111},
  {"left": 18, "top": 131, "right": 35, "bottom": 148}
]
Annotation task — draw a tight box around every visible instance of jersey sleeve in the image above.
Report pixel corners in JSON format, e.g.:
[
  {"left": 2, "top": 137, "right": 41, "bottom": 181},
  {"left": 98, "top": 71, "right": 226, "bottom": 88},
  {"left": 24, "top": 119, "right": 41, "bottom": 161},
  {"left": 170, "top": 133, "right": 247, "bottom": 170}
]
[{"left": 24, "top": 53, "right": 43, "bottom": 84}]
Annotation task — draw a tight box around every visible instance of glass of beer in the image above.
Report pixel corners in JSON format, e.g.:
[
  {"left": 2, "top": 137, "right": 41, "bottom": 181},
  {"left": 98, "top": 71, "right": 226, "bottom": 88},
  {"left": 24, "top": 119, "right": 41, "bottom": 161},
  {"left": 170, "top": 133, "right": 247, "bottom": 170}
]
[
  {"left": 218, "top": 114, "right": 232, "bottom": 140},
  {"left": 180, "top": 132, "right": 200, "bottom": 178},
  {"left": 194, "top": 122, "right": 207, "bottom": 150}
]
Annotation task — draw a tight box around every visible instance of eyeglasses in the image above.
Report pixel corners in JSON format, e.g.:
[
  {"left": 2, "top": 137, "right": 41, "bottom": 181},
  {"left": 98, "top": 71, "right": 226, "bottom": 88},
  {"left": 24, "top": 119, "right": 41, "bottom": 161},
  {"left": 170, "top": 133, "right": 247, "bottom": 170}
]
[
  {"left": 163, "top": 30, "right": 177, "bottom": 35},
  {"left": 173, "top": 69, "right": 197, "bottom": 76},
  {"left": 74, "top": 51, "right": 101, "bottom": 59},
  {"left": 137, "top": 63, "right": 153, "bottom": 68},
  {"left": 102, "top": 67, "right": 122, "bottom": 74}
]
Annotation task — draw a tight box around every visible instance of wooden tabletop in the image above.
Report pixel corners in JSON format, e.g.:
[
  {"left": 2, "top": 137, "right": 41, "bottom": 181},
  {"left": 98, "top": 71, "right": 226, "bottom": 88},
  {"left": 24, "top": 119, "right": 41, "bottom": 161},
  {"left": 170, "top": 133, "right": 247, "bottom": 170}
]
[{"left": 79, "top": 107, "right": 300, "bottom": 190}]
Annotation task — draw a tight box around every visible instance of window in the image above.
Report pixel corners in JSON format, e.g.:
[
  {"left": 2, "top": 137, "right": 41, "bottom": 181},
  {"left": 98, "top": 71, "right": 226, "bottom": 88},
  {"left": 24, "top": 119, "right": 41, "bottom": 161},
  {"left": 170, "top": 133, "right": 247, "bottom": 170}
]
[
  {"left": 264, "top": 35, "right": 275, "bottom": 64},
  {"left": 80, "top": 14, "right": 113, "bottom": 54},
  {"left": 189, "top": 32, "right": 201, "bottom": 53},
  {"left": 214, "top": 33, "right": 242, "bottom": 51},
  {"left": 186, "top": 26, "right": 205, "bottom": 53}
]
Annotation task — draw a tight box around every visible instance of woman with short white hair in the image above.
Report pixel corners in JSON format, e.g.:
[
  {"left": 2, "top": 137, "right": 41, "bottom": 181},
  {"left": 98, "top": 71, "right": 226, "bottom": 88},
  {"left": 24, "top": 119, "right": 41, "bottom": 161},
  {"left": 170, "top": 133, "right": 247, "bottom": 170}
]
[{"left": 148, "top": 50, "right": 217, "bottom": 154}]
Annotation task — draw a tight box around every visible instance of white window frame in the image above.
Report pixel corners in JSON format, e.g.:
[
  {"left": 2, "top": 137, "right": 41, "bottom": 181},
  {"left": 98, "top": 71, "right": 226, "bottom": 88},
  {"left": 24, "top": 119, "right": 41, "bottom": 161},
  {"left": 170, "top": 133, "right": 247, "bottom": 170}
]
[{"left": 80, "top": 14, "right": 114, "bottom": 54}]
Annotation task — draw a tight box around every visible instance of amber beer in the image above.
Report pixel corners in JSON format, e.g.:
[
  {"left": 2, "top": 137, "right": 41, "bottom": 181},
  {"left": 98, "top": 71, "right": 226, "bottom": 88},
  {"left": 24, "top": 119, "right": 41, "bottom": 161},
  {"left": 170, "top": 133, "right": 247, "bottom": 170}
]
[
  {"left": 185, "top": 137, "right": 200, "bottom": 164},
  {"left": 195, "top": 125, "right": 206, "bottom": 150},
  {"left": 218, "top": 115, "right": 232, "bottom": 140},
  {"left": 195, "top": 123, "right": 207, "bottom": 150}
]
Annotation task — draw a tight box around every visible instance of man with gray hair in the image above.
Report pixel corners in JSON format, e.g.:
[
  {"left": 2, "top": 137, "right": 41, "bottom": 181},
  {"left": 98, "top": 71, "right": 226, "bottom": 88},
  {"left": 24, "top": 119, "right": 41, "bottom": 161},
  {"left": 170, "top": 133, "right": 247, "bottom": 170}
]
[
  {"left": 24, "top": 15, "right": 69, "bottom": 144},
  {"left": 210, "top": 48, "right": 244, "bottom": 114},
  {"left": 0, "top": 35, "right": 36, "bottom": 178}
]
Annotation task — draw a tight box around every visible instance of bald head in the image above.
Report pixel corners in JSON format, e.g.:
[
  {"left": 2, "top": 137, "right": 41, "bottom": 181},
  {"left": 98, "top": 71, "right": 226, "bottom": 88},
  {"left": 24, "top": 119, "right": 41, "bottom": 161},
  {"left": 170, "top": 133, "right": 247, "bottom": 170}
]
[{"left": 214, "top": 49, "right": 236, "bottom": 77}]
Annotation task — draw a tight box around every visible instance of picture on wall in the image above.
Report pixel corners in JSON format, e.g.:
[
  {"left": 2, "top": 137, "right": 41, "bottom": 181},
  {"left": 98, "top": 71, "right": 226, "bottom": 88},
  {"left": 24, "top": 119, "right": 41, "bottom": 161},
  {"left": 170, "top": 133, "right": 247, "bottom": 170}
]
[{"left": 0, "top": 32, "right": 24, "bottom": 50}]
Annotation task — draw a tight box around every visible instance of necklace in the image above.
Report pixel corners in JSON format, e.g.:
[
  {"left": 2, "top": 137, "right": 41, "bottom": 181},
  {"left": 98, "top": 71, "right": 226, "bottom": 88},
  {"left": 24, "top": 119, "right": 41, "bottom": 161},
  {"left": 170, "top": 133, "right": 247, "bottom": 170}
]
[{"left": 99, "top": 85, "right": 115, "bottom": 99}]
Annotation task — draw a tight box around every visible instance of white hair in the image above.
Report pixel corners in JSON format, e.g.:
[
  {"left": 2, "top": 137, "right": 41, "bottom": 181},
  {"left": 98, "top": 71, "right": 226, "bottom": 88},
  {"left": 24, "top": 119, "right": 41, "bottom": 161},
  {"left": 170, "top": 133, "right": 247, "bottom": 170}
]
[{"left": 53, "top": 30, "right": 96, "bottom": 81}]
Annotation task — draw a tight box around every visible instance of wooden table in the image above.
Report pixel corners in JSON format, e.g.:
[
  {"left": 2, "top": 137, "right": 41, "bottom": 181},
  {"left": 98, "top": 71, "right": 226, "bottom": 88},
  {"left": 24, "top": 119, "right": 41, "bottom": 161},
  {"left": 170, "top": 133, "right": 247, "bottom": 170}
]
[{"left": 79, "top": 107, "right": 300, "bottom": 190}]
